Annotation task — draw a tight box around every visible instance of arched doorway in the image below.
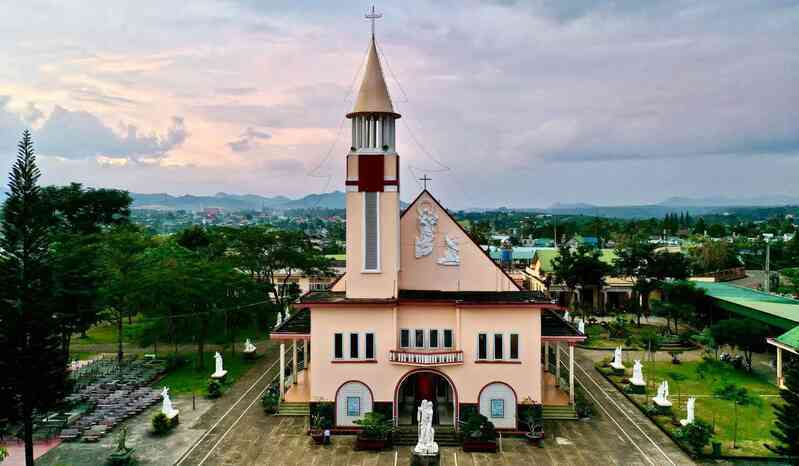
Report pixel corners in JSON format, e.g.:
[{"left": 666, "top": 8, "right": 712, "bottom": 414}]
[
  {"left": 394, "top": 369, "right": 456, "bottom": 427},
  {"left": 478, "top": 382, "right": 517, "bottom": 429},
  {"left": 335, "top": 381, "right": 373, "bottom": 427}
]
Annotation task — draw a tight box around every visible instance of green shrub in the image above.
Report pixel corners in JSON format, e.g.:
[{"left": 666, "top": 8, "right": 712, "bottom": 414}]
[
  {"left": 261, "top": 386, "right": 279, "bottom": 414},
  {"left": 151, "top": 412, "right": 173, "bottom": 435},
  {"left": 675, "top": 419, "right": 714, "bottom": 456},
  {"left": 713, "top": 383, "right": 755, "bottom": 405},
  {"left": 353, "top": 412, "right": 394, "bottom": 440},
  {"left": 461, "top": 412, "right": 496, "bottom": 441},
  {"left": 574, "top": 388, "right": 594, "bottom": 418},
  {"left": 0, "top": 447, "right": 8, "bottom": 463},
  {"left": 207, "top": 379, "right": 222, "bottom": 399},
  {"left": 309, "top": 401, "right": 334, "bottom": 429},
  {"left": 666, "top": 371, "right": 687, "bottom": 381}
]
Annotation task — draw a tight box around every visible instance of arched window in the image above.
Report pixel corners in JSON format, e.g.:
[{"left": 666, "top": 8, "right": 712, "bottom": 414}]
[
  {"left": 478, "top": 382, "right": 517, "bottom": 429},
  {"left": 336, "top": 381, "right": 373, "bottom": 426}
]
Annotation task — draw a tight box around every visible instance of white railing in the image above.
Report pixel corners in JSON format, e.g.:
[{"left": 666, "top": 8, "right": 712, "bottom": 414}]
[{"left": 388, "top": 350, "right": 464, "bottom": 366}]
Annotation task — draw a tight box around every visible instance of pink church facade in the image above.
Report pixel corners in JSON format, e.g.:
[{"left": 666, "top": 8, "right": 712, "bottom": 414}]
[{"left": 271, "top": 29, "right": 584, "bottom": 431}]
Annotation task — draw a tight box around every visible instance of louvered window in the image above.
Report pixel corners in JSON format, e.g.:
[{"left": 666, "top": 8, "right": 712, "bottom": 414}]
[{"left": 363, "top": 192, "right": 379, "bottom": 271}]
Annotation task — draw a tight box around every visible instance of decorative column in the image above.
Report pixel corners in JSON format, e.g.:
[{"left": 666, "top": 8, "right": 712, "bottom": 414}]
[
  {"left": 456, "top": 306, "right": 462, "bottom": 351},
  {"left": 279, "top": 342, "right": 285, "bottom": 401},
  {"left": 303, "top": 339, "right": 309, "bottom": 369},
  {"left": 569, "top": 343, "right": 575, "bottom": 405},
  {"left": 292, "top": 339, "right": 298, "bottom": 384},
  {"left": 777, "top": 347, "right": 784, "bottom": 388},
  {"left": 555, "top": 341, "right": 561, "bottom": 386}
]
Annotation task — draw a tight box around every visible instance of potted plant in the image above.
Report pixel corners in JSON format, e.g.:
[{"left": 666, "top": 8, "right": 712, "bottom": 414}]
[
  {"left": 353, "top": 412, "right": 394, "bottom": 451},
  {"left": 461, "top": 413, "right": 498, "bottom": 452},
  {"left": 521, "top": 403, "right": 544, "bottom": 445},
  {"left": 261, "top": 384, "right": 280, "bottom": 415},
  {"left": 108, "top": 426, "right": 135, "bottom": 465},
  {"left": 311, "top": 413, "right": 333, "bottom": 445}
]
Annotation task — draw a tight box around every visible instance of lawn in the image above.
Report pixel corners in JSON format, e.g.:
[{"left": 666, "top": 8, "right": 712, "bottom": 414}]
[
  {"left": 598, "top": 357, "right": 781, "bottom": 458},
  {"left": 154, "top": 351, "right": 259, "bottom": 396},
  {"left": 581, "top": 322, "right": 663, "bottom": 349}
]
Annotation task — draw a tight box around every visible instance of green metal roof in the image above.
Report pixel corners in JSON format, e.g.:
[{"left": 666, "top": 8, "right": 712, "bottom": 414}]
[
  {"left": 534, "top": 248, "right": 618, "bottom": 274},
  {"left": 484, "top": 246, "right": 545, "bottom": 261},
  {"left": 775, "top": 326, "right": 799, "bottom": 351},
  {"left": 693, "top": 281, "right": 799, "bottom": 330}
]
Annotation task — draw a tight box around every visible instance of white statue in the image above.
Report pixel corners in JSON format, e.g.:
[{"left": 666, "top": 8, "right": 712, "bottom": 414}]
[
  {"left": 244, "top": 338, "right": 256, "bottom": 353},
  {"left": 631, "top": 360, "right": 645, "bottom": 386},
  {"left": 161, "top": 387, "right": 179, "bottom": 418},
  {"left": 611, "top": 346, "right": 624, "bottom": 370},
  {"left": 577, "top": 318, "right": 585, "bottom": 334},
  {"left": 414, "top": 399, "right": 438, "bottom": 456},
  {"left": 211, "top": 351, "right": 227, "bottom": 378},
  {"left": 274, "top": 312, "right": 283, "bottom": 328},
  {"left": 415, "top": 205, "right": 438, "bottom": 258},
  {"left": 563, "top": 310, "right": 570, "bottom": 322},
  {"left": 437, "top": 234, "right": 460, "bottom": 266},
  {"left": 653, "top": 380, "right": 671, "bottom": 406},
  {"left": 680, "top": 397, "right": 696, "bottom": 426}
]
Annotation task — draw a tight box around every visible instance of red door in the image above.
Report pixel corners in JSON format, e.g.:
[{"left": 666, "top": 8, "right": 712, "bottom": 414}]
[{"left": 415, "top": 373, "right": 435, "bottom": 406}]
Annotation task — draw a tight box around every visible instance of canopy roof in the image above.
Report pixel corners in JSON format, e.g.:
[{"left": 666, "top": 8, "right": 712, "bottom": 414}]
[
  {"left": 347, "top": 38, "right": 400, "bottom": 118},
  {"left": 693, "top": 281, "right": 799, "bottom": 330}
]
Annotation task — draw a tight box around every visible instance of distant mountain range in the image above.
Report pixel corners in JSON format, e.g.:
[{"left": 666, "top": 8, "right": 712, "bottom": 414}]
[{"left": 131, "top": 191, "right": 347, "bottom": 211}]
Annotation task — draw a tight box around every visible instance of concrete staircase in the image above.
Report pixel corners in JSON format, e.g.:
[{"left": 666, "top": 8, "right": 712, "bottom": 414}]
[
  {"left": 542, "top": 405, "right": 578, "bottom": 420},
  {"left": 393, "top": 426, "right": 460, "bottom": 446},
  {"left": 278, "top": 402, "right": 310, "bottom": 417}
]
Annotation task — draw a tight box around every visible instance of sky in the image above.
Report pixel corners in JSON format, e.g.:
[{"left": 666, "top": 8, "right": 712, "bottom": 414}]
[{"left": 0, "top": 0, "right": 798, "bottom": 209}]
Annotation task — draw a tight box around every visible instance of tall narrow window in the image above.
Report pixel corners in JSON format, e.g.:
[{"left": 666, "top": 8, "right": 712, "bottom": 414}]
[
  {"left": 350, "top": 333, "right": 359, "bottom": 359},
  {"left": 365, "top": 333, "right": 375, "bottom": 359},
  {"left": 510, "top": 334, "right": 519, "bottom": 360},
  {"left": 444, "top": 329, "right": 453, "bottom": 348},
  {"left": 429, "top": 329, "right": 439, "bottom": 348},
  {"left": 414, "top": 329, "right": 425, "bottom": 348},
  {"left": 400, "top": 329, "right": 410, "bottom": 348},
  {"left": 363, "top": 192, "right": 379, "bottom": 271},
  {"left": 478, "top": 333, "right": 488, "bottom": 360},
  {"left": 494, "top": 334, "right": 504, "bottom": 360},
  {"left": 334, "top": 333, "right": 343, "bottom": 359}
]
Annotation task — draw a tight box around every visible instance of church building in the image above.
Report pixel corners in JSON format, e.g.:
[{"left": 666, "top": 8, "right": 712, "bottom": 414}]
[{"left": 270, "top": 17, "right": 585, "bottom": 431}]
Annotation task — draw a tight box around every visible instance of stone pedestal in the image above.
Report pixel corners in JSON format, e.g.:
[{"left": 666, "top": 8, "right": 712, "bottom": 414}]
[
  {"left": 166, "top": 410, "right": 180, "bottom": 427},
  {"left": 243, "top": 350, "right": 257, "bottom": 360},
  {"left": 629, "top": 382, "right": 646, "bottom": 394},
  {"left": 652, "top": 399, "right": 672, "bottom": 415},
  {"left": 411, "top": 453, "right": 440, "bottom": 466},
  {"left": 211, "top": 370, "right": 228, "bottom": 381},
  {"left": 610, "top": 362, "right": 625, "bottom": 375}
]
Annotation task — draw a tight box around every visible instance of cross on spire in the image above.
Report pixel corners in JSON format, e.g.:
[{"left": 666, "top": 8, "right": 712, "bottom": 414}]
[
  {"left": 365, "top": 4, "right": 382, "bottom": 38},
  {"left": 419, "top": 174, "right": 432, "bottom": 190}
]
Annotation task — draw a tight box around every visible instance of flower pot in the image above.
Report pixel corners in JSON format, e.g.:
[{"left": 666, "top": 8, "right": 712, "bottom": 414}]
[
  {"left": 355, "top": 436, "right": 388, "bottom": 451},
  {"left": 462, "top": 438, "right": 498, "bottom": 453}
]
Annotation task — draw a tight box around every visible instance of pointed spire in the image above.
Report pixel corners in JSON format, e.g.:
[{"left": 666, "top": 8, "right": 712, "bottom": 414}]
[{"left": 347, "top": 37, "right": 400, "bottom": 118}]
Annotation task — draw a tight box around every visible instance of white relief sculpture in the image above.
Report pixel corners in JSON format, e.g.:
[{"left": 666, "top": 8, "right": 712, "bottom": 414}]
[
  {"left": 414, "top": 399, "right": 438, "bottom": 455},
  {"left": 415, "top": 205, "right": 438, "bottom": 258},
  {"left": 631, "top": 360, "right": 646, "bottom": 386},
  {"left": 576, "top": 318, "right": 585, "bottom": 334},
  {"left": 436, "top": 234, "right": 460, "bottom": 266},
  {"left": 244, "top": 339, "right": 257, "bottom": 353},
  {"left": 274, "top": 312, "right": 283, "bottom": 328},
  {"left": 610, "top": 346, "right": 624, "bottom": 370},
  {"left": 161, "top": 387, "right": 179, "bottom": 419},
  {"left": 563, "top": 310, "right": 570, "bottom": 322},
  {"left": 680, "top": 397, "right": 695, "bottom": 426}
]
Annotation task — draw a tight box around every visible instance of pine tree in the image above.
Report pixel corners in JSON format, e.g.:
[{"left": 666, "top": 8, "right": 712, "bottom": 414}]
[
  {"left": 0, "top": 130, "right": 68, "bottom": 466},
  {"left": 767, "top": 360, "right": 799, "bottom": 458}
]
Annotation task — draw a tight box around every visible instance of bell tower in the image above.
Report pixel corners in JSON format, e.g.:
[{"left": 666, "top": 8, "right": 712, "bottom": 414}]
[{"left": 344, "top": 9, "right": 401, "bottom": 299}]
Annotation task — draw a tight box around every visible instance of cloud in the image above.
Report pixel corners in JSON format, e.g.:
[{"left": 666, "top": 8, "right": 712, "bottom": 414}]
[
  {"left": 35, "top": 107, "right": 187, "bottom": 161},
  {"left": 227, "top": 126, "right": 272, "bottom": 153}
]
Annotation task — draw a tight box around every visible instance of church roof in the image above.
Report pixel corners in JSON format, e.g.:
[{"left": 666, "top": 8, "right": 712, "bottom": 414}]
[
  {"left": 347, "top": 37, "right": 400, "bottom": 118},
  {"left": 298, "top": 289, "right": 553, "bottom": 306},
  {"left": 271, "top": 307, "right": 311, "bottom": 335}
]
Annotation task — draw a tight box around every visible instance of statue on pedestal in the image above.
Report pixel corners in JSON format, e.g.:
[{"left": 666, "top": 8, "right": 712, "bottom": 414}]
[
  {"left": 630, "top": 360, "right": 645, "bottom": 386},
  {"left": 414, "top": 399, "right": 439, "bottom": 456}
]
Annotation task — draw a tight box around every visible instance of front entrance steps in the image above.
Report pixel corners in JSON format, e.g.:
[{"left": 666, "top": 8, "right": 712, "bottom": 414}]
[
  {"left": 542, "top": 404, "right": 578, "bottom": 420},
  {"left": 394, "top": 426, "right": 460, "bottom": 446},
  {"left": 278, "top": 402, "right": 310, "bottom": 416}
]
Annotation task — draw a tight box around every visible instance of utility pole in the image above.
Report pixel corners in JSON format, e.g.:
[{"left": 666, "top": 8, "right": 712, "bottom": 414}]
[
  {"left": 554, "top": 216, "right": 558, "bottom": 247},
  {"left": 764, "top": 234, "right": 773, "bottom": 293}
]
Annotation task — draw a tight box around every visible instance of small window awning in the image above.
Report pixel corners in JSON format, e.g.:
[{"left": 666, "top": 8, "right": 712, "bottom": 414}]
[
  {"left": 270, "top": 307, "right": 311, "bottom": 341},
  {"left": 541, "top": 310, "right": 586, "bottom": 343}
]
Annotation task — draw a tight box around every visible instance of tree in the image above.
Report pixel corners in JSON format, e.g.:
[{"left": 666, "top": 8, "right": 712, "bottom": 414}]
[
  {"left": 676, "top": 419, "right": 714, "bottom": 456},
  {"left": 552, "top": 244, "right": 610, "bottom": 316},
  {"left": 690, "top": 240, "right": 740, "bottom": 274},
  {"left": 710, "top": 319, "right": 768, "bottom": 372},
  {"left": 767, "top": 360, "right": 799, "bottom": 457},
  {"left": 232, "top": 226, "right": 331, "bottom": 308},
  {"left": 0, "top": 131, "right": 68, "bottom": 466},
  {"left": 98, "top": 225, "right": 152, "bottom": 363}
]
